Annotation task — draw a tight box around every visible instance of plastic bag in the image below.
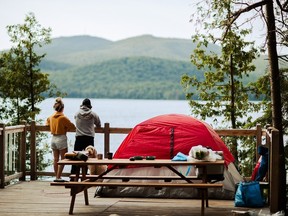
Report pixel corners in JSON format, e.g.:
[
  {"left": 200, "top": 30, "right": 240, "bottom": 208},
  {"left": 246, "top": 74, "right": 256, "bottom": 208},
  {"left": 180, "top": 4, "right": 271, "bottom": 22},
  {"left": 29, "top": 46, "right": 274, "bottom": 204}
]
[
  {"left": 188, "top": 145, "right": 222, "bottom": 161},
  {"left": 235, "top": 181, "right": 264, "bottom": 207}
]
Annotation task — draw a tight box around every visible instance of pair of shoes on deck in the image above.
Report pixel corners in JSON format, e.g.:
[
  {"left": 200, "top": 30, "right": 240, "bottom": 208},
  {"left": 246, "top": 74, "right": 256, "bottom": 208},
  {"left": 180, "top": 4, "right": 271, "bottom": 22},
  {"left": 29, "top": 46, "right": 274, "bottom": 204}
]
[{"left": 54, "top": 178, "right": 67, "bottom": 182}]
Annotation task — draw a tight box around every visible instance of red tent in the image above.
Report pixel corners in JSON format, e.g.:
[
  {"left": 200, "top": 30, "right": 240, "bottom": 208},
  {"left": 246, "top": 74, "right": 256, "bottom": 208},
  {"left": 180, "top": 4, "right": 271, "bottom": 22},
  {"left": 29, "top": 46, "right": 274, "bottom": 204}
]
[{"left": 113, "top": 114, "right": 234, "bottom": 165}]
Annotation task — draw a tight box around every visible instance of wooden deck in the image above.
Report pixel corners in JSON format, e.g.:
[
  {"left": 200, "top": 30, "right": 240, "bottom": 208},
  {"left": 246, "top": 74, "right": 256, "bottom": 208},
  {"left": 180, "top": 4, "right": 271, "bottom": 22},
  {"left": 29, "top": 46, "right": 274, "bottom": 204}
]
[{"left": 0, "top": 180, "right": 271, "bottom": 216}]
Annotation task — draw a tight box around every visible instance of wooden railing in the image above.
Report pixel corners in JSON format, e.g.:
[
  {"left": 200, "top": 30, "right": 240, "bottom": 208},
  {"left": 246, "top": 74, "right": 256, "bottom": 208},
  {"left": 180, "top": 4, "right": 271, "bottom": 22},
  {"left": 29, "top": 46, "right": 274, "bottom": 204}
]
[
  {"left": 0, "top": 121, "right": 282, "bottom": 213},
  {"left": 0, "top": 123, "right": 27, "bottom": 185}
]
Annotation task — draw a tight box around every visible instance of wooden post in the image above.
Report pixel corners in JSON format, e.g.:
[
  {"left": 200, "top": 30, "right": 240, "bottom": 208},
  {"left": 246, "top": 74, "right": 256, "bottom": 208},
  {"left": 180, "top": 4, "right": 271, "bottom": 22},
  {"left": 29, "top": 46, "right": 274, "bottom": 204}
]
[
  {"left": 269, "top": 128, "right": 280, "bottom": 213},
  {"left": 104, "top": 123, "right": 110, "bottom": 158},
  {"left": 30, "top": 121, "right": 37, "bottom": 180},
  {"left": 19, "top": 122, "right": 27, "bottom": 181},
  {"left": 255, "top": 124, "right": 262, "bottom": 161},
  {"left": 0, "top": 123, "right": 5, "bottom": 188}
]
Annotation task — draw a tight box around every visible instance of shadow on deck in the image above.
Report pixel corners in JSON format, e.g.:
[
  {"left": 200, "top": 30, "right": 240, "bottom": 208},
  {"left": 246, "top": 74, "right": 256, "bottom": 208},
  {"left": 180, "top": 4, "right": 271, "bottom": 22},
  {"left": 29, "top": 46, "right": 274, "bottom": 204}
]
[{"left": 0, "top": 180, "right": 271, "bottom": 216}]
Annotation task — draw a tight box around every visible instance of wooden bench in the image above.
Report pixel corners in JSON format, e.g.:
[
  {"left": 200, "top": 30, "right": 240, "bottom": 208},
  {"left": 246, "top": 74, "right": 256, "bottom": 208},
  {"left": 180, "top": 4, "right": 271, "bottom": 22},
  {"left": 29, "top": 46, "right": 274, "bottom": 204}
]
[
  {"left": 69, "top": 174, "right": 200, "bottom": 182},
  {"left": 51, "top": 180, "right": 223, "bottom": 216},
  {"left": 69, "top": 173, "right": 224, "bottom": 183},
  {"left": 51, "top": 181, "right": 223, "bottom": 189}
]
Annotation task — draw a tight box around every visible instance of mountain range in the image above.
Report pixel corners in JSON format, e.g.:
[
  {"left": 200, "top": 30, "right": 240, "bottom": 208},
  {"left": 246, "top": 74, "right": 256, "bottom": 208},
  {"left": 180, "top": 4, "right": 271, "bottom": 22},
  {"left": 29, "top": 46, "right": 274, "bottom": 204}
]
[{"left": 39, "top": 34, "right": 267, "bottom": 100}]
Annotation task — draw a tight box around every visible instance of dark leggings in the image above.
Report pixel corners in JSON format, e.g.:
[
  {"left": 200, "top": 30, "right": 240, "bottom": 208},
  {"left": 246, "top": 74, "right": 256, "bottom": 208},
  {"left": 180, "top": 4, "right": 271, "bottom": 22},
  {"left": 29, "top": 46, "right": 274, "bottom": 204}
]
[{"left": 71, "top": 136, "right": 94, "bottom": 174}]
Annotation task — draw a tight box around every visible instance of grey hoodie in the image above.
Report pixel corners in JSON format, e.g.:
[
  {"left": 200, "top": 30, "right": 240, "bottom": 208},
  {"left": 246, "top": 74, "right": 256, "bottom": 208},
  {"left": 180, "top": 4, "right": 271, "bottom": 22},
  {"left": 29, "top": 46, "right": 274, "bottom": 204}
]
[{"left": 74, "top": 105, "right": 101, "bottom": 137}]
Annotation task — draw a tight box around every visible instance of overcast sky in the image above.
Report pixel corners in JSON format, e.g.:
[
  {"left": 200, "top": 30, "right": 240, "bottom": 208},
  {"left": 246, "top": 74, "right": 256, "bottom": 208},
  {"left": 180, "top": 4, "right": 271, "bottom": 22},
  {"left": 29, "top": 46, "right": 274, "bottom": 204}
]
[
  {"left": 1, "top": 0, "right": 286, "bottom": 55},
  {"left": 0, "top": 0, "right": 196, "bottom": 50}
]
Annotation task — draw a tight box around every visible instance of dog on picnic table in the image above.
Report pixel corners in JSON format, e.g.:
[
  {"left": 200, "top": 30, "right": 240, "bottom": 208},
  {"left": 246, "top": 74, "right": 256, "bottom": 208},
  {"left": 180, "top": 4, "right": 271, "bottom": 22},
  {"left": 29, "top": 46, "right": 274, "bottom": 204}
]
[{"left": 85, "top": 145, "right": 107, "bottom": 177}]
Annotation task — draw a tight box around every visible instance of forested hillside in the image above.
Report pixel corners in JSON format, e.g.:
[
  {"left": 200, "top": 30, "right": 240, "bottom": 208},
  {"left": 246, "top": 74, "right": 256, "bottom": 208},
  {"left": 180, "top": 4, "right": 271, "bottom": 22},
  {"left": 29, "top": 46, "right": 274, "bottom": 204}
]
[
  {"left": 39, "top": 35, "right": 268, "bottom": 99},
  {"left": 40, "top": 35, "right": 221, "bottom": 65},
  {"left": 45, "top": 57, "right": 199, "bottom": 99}
]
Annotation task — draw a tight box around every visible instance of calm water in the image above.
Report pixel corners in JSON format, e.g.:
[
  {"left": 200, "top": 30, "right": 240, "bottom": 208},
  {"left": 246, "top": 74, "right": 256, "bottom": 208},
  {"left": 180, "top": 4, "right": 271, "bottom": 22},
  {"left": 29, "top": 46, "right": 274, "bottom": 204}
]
[
  {"left": 37, "top": 98, "right": 192, "bottom": 128},
  {"left": 38, "top": 98, "right": 192, "bottom": 171}
]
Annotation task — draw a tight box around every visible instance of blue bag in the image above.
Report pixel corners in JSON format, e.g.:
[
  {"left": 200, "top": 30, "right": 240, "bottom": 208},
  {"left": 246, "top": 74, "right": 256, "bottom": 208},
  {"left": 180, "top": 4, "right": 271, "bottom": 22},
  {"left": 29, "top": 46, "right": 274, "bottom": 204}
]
[
  {"left": 172, "top": 152, "right": 188, "bottom": 161},
  {"left": 235, "top": 181, "right": 264, "bottom": 207}
]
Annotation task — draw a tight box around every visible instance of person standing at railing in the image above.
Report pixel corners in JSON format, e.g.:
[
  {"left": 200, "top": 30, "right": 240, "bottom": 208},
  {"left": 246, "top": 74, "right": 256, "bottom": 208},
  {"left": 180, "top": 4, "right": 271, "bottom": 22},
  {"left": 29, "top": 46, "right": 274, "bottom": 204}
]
[
  {"left": 46, "top": 97, "right": 76, "bottom": 182},
  {"left": 71, "top": 98, "right": 101, "bottom": 174}
]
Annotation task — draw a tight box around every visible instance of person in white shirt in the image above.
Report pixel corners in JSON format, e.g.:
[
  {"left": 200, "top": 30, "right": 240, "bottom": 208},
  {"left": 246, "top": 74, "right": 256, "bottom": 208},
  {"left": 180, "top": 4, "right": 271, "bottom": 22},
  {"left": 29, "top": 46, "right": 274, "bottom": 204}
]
[{"left": 71, "top": 98, "right": 101, "bottom": 174}]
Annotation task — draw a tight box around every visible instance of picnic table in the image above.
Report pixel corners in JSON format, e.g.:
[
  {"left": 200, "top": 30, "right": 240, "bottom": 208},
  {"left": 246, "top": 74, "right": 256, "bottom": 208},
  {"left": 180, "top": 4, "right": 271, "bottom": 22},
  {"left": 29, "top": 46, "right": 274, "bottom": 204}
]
[{"left": 50, "top": 158, "right": 225, "bottom": 215}]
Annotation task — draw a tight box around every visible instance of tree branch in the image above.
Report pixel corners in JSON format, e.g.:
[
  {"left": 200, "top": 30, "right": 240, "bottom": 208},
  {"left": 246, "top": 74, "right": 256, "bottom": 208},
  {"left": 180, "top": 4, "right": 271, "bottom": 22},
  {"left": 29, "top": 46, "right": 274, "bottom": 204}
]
[
  {"left": 231, "top": 0, "right": 269, "bottom": 25},
  {"left": 275, "top": 0, "right": 288, "bottom": 12}
]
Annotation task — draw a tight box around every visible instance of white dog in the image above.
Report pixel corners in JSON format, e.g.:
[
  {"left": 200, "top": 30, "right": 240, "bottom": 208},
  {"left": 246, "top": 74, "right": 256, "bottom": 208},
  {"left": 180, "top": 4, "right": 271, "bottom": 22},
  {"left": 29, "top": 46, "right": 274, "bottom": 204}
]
[
  {"left": 85, "top": 145, "right": 97, "bottom": 158},
  {"left": 85, "top": 145, "right": 107, "bottom": 176}
]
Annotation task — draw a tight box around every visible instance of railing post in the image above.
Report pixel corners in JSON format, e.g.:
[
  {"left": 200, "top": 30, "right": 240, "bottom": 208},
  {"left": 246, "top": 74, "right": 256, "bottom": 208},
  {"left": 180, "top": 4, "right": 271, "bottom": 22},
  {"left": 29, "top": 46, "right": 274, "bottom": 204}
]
[
  {"left": 269, "top": 128, "right": 280, "bottom": 213},
  {"left": 0, "top": 123, "right": 5, "bottom": 188},
  {"left": 255, "top": 124, "right": 262, "bottom": 161},
  {"left": 104, "top": 123, "right": 110, "bottom": 158},
  {"left": 30, "top": 121, "right": 37, "bottom": 180},
  {"left": 19, "top": 121, "right": 27, "bottom": 181}
]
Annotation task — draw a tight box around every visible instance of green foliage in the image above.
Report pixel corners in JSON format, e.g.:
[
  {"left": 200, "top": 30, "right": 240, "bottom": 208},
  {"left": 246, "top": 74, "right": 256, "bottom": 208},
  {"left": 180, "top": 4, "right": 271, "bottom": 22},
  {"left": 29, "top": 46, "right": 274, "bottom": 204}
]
[
  {"left": 186, "top": 0, "right": 286, "bottom": 181},
  {"left": 0, "top": 12, "right": 53, "bottom": 123},
  {"left": 39, "top": 35, "right": 209, "bottom": 66},
  {"left": 45, "top": 57, "right": 199, "bottom": 100},
  {"left": 25, "top": 130, "right": 52, "bottom": 171},
  {"left": 32, "top": 34, "right": 267, "bottom": 100},
  {"left": 182, "top": 30, "right": 262, "bottom": 126},
  {"left": 0, "top": 12, "right": 61, "bottom": 172},
  {"left": 181, "top": 2, "right": 268, "bottom": 174},
  {"left": 249, "top": 67, "right": 288, "bottom": 174}
]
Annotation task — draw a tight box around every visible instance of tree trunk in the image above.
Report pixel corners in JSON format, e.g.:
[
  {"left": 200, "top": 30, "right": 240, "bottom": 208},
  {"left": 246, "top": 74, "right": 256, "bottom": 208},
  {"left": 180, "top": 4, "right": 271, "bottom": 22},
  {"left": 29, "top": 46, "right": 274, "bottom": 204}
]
[
  {"left": 230, "top": 54, "right": 238, "bottom": 165},
  {"left": 265, "top": 0, "right": 286, "bottom": 212}
]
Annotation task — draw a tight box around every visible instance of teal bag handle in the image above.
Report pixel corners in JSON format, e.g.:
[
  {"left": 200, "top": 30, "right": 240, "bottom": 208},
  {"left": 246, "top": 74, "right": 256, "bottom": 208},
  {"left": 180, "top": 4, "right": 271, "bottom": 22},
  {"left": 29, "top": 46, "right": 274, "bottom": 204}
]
[
  {"left": 185, "top": 165, "right": 191, "bottom": 176},
  {"left": 235, "top": 182, "right": 245, "bottom": 207}
]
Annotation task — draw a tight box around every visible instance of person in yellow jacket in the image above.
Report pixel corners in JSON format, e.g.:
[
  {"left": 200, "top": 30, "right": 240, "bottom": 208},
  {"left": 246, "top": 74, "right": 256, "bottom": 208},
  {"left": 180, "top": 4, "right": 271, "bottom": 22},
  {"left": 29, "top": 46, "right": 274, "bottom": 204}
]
[{"left": 46, "top": 97, "right": 76, "bottom": 182}]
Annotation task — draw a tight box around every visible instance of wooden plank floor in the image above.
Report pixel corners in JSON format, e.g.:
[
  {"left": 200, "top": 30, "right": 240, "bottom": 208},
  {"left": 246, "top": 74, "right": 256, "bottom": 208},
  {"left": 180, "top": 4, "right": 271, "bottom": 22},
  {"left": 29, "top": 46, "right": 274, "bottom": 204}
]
[{"left": 0, "top": 180, "right": 271, "bottom": 216}]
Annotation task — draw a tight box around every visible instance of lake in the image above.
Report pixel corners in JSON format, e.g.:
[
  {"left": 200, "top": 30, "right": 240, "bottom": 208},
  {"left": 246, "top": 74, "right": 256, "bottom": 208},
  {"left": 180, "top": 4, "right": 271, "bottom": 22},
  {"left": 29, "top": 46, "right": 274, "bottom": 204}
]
[
  {"left": 38, "top": 98, "right": 192, "bottom": 171},
  {"left": 37, "top": 98, "right": 192, "bottom": 128}
]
